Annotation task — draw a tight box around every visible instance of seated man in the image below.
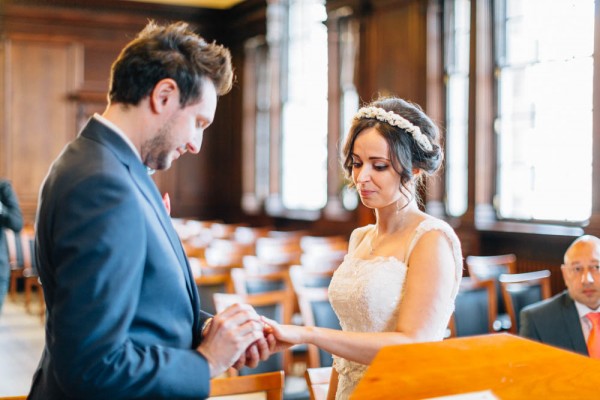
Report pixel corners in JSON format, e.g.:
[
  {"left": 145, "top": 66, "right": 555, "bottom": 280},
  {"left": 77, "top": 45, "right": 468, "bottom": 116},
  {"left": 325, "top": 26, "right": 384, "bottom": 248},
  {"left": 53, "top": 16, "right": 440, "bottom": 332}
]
[{"left": 520, "top": 235, "right": 600, "bottom": 358}]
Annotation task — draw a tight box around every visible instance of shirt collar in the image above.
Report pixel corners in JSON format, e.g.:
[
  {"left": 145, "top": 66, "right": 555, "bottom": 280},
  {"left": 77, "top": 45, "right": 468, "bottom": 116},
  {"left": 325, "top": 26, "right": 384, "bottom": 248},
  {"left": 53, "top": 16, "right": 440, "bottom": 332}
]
[
  {"left": 93, "top": 113, "right": 141, "bottom": 161},
  {"left": 574, "top": 300, "right": 599, "bottom": 319}
]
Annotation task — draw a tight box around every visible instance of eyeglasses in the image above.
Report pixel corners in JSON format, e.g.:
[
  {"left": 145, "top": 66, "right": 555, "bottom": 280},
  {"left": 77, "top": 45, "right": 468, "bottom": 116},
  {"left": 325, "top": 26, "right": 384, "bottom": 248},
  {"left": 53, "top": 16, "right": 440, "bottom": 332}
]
[{"left": 562, "top": 264, "right": 600, "bottom": 276}]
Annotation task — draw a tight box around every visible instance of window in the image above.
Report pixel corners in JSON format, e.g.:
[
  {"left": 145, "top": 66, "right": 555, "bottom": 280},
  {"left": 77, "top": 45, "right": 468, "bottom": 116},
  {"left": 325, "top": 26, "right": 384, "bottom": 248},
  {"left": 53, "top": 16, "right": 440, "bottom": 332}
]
[
  {"left": 241, "top": 37, "right": 270, "bottom": 214},
  {"left": 444, "top": 0, "right": 470, "bottom": 217},
  {"left": 280, "top": 0, "right": 328, "bottom": 213},
  {"left": 495, "top": 0, "right": 594, "bottom": 222}
]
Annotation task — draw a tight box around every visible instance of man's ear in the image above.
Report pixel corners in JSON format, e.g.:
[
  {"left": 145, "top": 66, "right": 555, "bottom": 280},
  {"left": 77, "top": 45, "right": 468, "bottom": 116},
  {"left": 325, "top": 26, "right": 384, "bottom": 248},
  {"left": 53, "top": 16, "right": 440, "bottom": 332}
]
[{"left": 149, "top": 78, "right": 179, "bottom": 114}]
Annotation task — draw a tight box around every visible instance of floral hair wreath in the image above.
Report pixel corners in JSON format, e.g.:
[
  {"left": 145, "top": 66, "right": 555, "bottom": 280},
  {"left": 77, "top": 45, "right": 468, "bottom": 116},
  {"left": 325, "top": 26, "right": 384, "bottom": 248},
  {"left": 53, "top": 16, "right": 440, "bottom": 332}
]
[{"left": 354, "top": 106, "right": 433, "bottom": 151}]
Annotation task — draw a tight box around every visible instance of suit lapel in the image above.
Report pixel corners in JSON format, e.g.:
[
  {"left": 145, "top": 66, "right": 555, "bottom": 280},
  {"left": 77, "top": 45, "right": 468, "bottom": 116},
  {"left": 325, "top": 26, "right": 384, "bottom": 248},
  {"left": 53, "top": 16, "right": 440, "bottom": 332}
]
[
  {"left": 80, "top": 119, "right": 198, "bottom": 308},
  {"left": 561, "top": 293, "right": 589, "bottom": 355}
]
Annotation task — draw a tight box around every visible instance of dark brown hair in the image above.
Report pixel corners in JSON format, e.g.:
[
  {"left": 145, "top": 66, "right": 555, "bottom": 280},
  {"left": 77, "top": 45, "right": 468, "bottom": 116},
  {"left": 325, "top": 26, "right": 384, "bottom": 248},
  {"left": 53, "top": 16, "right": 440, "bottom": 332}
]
[
  {"left": 108, "top": 21, "right": 233, "bottom": 107},
  {"left": 341, "top": 97, "right": 443, "bottom": 193}
]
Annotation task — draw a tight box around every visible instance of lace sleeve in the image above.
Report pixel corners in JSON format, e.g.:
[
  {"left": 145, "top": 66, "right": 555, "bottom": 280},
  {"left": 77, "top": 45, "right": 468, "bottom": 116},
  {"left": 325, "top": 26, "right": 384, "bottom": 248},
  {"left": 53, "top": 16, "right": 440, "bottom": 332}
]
[{"left": 405, "top": 218, "right": 464, "bottom": 298}]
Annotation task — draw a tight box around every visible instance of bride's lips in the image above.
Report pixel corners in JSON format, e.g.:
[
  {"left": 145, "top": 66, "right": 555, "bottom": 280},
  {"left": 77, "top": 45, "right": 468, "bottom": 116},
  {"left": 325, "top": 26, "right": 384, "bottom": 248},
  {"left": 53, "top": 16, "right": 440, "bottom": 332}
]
[{"left": 359, "top": 189, "right": 375, "bottom": 197}]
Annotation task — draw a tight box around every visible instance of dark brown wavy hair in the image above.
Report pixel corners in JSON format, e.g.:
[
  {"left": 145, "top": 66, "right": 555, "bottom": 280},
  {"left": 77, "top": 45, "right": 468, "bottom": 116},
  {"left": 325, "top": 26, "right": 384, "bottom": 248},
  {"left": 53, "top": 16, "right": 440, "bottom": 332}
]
[
  {"left": 341, "top": 97, "right": 443, "bottom": 194},
  {"left": 108, "top": 21, "right": 233, "bottom": 107}
]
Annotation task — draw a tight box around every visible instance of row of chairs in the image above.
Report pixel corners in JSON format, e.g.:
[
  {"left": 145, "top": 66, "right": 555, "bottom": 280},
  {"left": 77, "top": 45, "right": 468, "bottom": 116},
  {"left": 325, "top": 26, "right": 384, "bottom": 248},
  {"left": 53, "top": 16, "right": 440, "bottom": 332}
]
[
  {"left": 181, "top": 221, "right": 347, "bottom": 386},
  {"left": 0, "top": 370, "right": 287, "bottom": 400},
  {"left": 196, "top": 263, "right": 342, "bottom": 374},
  {"left": 0, "top": 368, "right": 336, "bottom": 400},
  {"left": 451, "top": 254, "right": 551, "bottom": 337}
]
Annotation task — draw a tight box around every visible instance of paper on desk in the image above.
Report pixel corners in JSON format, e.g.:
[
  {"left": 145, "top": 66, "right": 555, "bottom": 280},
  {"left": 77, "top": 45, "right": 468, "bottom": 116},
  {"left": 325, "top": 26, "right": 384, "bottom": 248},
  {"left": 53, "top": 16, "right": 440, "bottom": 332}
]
[{"left": 424, "top": 390, "right": 499, "bottom": 400}]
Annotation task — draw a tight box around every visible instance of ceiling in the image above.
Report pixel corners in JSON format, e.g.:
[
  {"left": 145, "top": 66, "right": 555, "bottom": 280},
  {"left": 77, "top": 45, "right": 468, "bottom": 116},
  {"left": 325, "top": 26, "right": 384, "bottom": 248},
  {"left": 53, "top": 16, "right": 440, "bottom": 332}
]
[{"left": 126, "top": 0, "right": 245, "bottom": 9}]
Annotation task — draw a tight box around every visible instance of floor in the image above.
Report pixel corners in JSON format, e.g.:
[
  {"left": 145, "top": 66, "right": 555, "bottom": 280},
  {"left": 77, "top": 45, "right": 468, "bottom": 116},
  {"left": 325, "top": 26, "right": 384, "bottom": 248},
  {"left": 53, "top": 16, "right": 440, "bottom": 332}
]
[
  {"left": 0, "top": 294, "right": 45, "bottom": 397},
  {"left": 0, "top": 294, "right": 308, "bottom": 399}
]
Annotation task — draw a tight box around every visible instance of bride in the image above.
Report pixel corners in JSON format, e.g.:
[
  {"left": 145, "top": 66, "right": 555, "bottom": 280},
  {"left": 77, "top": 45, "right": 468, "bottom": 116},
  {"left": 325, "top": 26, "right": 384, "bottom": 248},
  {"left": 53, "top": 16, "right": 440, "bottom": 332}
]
[{"left": 265, "top": 97, "right": 463, "bottom": 399}]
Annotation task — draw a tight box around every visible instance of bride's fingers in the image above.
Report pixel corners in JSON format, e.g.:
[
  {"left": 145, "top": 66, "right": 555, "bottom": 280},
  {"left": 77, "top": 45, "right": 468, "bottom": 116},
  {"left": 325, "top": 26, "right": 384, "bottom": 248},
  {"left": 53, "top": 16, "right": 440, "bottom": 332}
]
[{"left": 261, "top": 316, "right": 278, "bottom": 329}]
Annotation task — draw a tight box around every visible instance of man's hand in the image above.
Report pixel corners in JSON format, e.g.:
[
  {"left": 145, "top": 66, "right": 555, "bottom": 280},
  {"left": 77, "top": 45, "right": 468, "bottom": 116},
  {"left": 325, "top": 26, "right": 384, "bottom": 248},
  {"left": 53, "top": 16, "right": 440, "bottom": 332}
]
[
  {"left": 196, "top": 303, "right": 265, "bottom": 377},
  {"left": 231, "top": 324, "right": 279, "bottom": 370}
]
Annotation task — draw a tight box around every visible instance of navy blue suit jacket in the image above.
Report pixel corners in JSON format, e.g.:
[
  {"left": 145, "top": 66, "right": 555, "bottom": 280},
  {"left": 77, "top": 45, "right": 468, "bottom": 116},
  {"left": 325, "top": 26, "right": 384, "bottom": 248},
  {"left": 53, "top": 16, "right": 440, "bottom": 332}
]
[
  {"left": 519, "top": 290, "right": 588, "bottom": 356},
  {"left": 0, "top": 179, "right": 24, "bottom": 270},
  {"left": 30, "top": 118, "right": 212, "bottom": 399}
]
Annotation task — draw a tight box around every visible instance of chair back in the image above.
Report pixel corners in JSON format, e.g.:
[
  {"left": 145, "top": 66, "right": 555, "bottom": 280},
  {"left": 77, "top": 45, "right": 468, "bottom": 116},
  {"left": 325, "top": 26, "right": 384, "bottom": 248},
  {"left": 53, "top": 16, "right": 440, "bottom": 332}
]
[
  {"left": 210, "top": 370, "right": 285, "bottom": 400},
  {"left": 290, "top": 265, "right": 340, "bottom": 368},
  {"left": 194, "top": 273, "right": 233, "bottom": 316},
  {"left": 499, "top": 269, "right": 552, "bottom": 334},
  {"left": 449, "top": 278, "right": 497, "bottom": 337},
  {"left": 234, "top": 226, "right": 271, "bottom": 246},
  {"left": 465, "top": 253, "right": 517, "bottom": 328},
  {"left": 305, "top": 366, "right": 332, "bottom": 400},
  {"left": 300, "top": 235, "right": 348, "bottom": 253},
  {"left": 255, "top": 236, "right": 302, "bottom": 266},
  {"left": 231, "top": 268, "right": 291, "bottom": 295}
]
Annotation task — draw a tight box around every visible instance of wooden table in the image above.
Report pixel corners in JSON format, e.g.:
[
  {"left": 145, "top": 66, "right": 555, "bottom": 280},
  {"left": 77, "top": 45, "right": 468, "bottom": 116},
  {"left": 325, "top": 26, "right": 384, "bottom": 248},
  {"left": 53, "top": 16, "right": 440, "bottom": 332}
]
[{"left": 351, "top": 333, "right": 600, "bottom": 399}]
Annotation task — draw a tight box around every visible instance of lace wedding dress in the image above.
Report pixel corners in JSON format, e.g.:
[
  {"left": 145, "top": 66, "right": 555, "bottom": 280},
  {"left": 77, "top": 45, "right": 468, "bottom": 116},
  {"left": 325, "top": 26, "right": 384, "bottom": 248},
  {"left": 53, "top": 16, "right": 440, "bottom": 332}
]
[{"left": 328, "top": 218, "right": 463, "bottom": 399}]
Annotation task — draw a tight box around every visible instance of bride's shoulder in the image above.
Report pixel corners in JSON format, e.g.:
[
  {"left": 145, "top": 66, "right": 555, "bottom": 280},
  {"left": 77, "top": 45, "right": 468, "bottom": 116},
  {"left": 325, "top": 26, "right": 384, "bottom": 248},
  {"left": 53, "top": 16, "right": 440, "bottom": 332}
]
[
  {"left": 415, "top": 216, "right": 456, "bottom": 236},
  {"left": 348, "top": 224, "right": 375, "bottom": 250}
]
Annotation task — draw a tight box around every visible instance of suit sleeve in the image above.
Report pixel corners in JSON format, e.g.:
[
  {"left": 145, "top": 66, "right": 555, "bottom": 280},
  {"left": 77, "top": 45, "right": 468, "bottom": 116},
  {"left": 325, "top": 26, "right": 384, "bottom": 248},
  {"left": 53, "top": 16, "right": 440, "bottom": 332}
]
[
  {"left": 519, "top": 307, "right": 541, "bottom": 341},
  {"left": 46, "top": 172, "right": 210, "bottom": 399},
  {"left": 0, "top": 181, "right": 23, "bottom": 232}
]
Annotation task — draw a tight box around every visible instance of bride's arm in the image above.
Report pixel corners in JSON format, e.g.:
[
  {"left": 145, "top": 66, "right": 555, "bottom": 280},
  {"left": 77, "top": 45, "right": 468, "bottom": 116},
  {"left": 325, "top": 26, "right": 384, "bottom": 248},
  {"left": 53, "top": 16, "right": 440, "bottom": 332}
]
[{"left": 268, "top": 229, "right": 457, "bottom": 365}]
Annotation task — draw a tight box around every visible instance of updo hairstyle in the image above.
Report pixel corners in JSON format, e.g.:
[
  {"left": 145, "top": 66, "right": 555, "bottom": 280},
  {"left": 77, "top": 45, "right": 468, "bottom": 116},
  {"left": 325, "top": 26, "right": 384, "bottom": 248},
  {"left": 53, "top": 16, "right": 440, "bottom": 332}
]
[{"left": 341, "top": 97, "right": 443, "bottom": 194}]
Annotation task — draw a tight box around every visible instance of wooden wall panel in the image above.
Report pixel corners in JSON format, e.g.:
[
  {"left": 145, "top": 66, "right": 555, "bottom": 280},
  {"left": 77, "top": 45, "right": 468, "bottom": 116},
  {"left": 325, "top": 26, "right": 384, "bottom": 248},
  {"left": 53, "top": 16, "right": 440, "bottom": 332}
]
[
  {"left": 0, "top": 40, "right": 6, "bottom": 179},
  {"left": 355, "top": 0, "right": 429, "bottom": 228},
  {"left": 4, "top": 39, "right": 79, "bottom": 222},
  {"left": 0, "top": 0, "right": 229, "bottom": 224}
]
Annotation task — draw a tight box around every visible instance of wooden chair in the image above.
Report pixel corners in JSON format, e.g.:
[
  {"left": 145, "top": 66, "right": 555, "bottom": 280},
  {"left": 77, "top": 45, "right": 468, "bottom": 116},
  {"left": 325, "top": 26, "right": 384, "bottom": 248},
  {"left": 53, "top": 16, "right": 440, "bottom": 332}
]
[
  {"left": 447, "top": 278, "right": 497, "bottom": 338},
  {"left": 214, "top": 291, "right": 293, "bottom": 375},
  {"left": 298, "top": 235, "right": 346, "bottom": 272},
  {"left": 255, "top": 236, "right": 302, "bottom": 266},
  {"left": 465, "top": 253, "right": 517, "bottom": 330},
  {"left": 210, "top": 222, "right": 247, "bottom": 240},
  {"left": 234, "top": 226, "right": 271, "bottom": 246},
  {"left": 299, "top": 235, "right": 348, "bottom": 253},
  {"left": 242, "top": 255, "right": 291, "bottom": 275},
  {"left": 0, "top": 372, "right": 286, "bottom": 400},
  {"left": 204, "top": 239, "right": 251, "bottom": 268},
  {"left": 229, "top": 266, "right": 307, "bottom": 374},
  {"left": 231, "top": 267, "right": 292, "bottom": 296},
  {"left": 305, "top": 366, "right": 332, "bottom": 400},
  {"left": 499, "top": 269, "right": 552, "bottom": 334},
  {"left": 194, "top": 273, "right": 234, "bottom": 316},
  {"left": 299, "top": 251, "right": 345, "bottom": 272},
  {"left": 209, "top": 370, "right": 285, "bottom": 399},
  {"left": 289, "top": 265, "right": 340, "bottom": 368}
]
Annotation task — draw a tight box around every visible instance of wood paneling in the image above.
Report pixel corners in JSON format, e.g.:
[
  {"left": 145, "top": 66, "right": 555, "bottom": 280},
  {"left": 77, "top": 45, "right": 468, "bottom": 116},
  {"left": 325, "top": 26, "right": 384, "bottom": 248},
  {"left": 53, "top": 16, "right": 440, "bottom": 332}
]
[
  {"left": 0, "top": 0, "right": 231, "bottom": 224},
  {"left": 3, "top": 39, "right": 80, "bottom": 220},
  {"left": 0, "top": 0, "right": 596, "bottom": 295}
]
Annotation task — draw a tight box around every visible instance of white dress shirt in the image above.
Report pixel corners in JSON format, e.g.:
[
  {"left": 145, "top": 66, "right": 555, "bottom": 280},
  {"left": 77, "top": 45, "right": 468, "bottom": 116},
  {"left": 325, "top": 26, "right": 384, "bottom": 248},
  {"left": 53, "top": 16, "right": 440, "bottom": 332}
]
[{"left": 574, "top": 301, "right": 600, "bottom": 341}]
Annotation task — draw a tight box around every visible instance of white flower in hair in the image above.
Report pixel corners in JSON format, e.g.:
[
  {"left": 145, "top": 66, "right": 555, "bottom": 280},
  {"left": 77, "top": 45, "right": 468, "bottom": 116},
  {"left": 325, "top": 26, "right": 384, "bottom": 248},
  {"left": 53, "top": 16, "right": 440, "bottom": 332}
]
[{"left": 354, "top": 106, "right": 433, "bottom": 151}]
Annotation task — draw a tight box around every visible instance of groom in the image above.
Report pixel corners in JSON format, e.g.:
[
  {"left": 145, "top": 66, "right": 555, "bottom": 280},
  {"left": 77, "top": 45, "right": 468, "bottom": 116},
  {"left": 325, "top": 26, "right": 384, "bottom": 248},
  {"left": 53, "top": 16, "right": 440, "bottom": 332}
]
[{"left": 29, "top": 21, "right": 272, "bottom": 400}]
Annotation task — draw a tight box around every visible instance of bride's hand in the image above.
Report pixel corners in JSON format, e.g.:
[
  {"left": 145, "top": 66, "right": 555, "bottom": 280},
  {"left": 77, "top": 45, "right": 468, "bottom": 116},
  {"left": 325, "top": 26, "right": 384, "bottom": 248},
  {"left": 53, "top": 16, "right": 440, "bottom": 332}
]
[{"left": 261, "top": 316, "right": 308, "bottom": 349}]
